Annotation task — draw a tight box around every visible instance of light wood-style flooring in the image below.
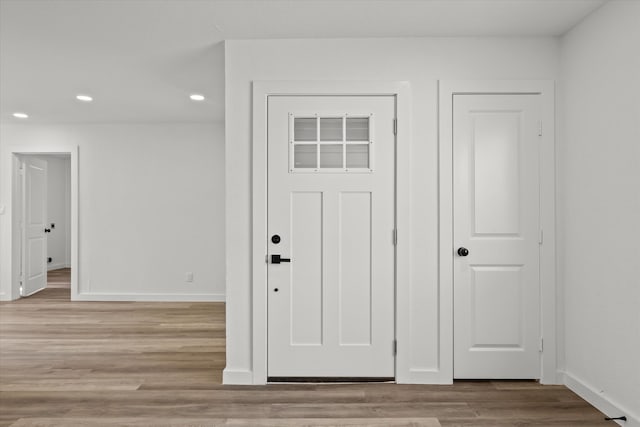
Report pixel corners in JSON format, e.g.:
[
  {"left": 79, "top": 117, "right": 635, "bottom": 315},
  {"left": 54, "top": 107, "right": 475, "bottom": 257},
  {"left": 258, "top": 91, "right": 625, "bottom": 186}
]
[
  {"left": 0, "top": 269, "right": 609, "bottom": 426},
  {"left": 45, "top": 268, "right": 72, "bottom": 290}
]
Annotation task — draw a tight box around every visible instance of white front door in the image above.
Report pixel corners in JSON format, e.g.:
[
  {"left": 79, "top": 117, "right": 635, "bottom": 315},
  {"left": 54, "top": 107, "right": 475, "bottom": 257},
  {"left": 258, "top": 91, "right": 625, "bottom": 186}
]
[
  {"left": 453, "top": 94, "right": 541, "bottom": 379},
  {"left": 267, "top": 95, "right": 396, "bottom": 378},
  {"left": 21, "top": 157, "right": 48, "bottom": 297}
]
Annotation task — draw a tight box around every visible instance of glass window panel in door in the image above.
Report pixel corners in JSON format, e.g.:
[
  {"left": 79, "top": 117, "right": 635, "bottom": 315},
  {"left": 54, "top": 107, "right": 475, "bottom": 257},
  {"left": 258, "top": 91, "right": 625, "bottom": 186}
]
[
  {"left": 294, "top": 117, "right": 317, "bottom": 141},
  {"left": 320, "top": 144, "right": 343, "bottom": 168},
  {"left": 346, "top": 144, "right": 369, "bottom": 169},
  {"left": 320, "top": 118, "right": 343, "bottom": 141},
  {"left": 346, "top": 117, "right": 370, "bottom": 141},
  {"left": 294, "top": 144, "right": 317, "bottom": 168}
]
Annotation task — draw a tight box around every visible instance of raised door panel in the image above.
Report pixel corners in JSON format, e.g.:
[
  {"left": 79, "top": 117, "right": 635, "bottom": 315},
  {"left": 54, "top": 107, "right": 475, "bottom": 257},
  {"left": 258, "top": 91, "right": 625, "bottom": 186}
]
[
  {"left": 290, "top": 192, "right": 324, "bottom": 346},
  {"left": 339, "top": 191, "right": 372, "bottom": 346},
  {"left": 472, "top": 113, "right": 521, "bottom": 236}
]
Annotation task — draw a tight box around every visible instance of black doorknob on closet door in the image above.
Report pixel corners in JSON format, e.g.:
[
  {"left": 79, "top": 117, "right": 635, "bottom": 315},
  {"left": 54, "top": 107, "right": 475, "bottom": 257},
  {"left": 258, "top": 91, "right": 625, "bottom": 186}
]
[
  {"left": 457, "top": 247, "right": 469, "bottom": 257},
  {"left": 44, "top": 228, "right": 51, "bottom": 233}
]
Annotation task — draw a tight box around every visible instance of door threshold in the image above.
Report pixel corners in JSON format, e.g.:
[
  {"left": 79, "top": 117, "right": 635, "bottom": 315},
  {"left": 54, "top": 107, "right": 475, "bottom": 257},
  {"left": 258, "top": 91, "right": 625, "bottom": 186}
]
[{"left": 267, "top": 377, "right": 395, "bottom": 383}]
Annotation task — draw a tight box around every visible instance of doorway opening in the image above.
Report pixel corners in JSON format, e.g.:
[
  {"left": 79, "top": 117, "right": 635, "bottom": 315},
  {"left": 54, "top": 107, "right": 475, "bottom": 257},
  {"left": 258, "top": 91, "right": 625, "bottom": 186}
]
[
  {"left": 15, "top": 154, "right": 72, "bottom": 300},
  {"left": 1, "top": 145, "right": 78, "bottom": 302},
  {"left": 243, "top": 81, "right": 411, "bottom": 385},
  {"left": 438, "top": 80, "right": 557, "bottom": 384}
]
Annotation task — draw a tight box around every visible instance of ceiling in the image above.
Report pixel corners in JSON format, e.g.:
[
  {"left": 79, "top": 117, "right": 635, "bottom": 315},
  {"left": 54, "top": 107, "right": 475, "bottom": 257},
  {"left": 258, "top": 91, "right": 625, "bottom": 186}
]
[{"left": 0, "top": 0, "right": 607, "bottom": 124}]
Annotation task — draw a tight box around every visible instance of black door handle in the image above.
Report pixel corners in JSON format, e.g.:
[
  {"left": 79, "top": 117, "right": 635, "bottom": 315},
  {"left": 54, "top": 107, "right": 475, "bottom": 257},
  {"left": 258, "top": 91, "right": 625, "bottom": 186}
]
[
  {"left": 271, "top": 255, "right": 291, "bottom": 264},
  {"left": 457, "top": 247, "right": 469, "bottom": 257},
  {"left": 44, "top": 228, "right": 51, "bottom": 233}
]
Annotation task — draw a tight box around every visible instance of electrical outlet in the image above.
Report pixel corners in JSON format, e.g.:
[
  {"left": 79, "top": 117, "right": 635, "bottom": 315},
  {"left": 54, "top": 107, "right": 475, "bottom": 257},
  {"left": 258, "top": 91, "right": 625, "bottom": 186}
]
[{"left": 185, "top": 272, "right": 194, "bottom": 282}]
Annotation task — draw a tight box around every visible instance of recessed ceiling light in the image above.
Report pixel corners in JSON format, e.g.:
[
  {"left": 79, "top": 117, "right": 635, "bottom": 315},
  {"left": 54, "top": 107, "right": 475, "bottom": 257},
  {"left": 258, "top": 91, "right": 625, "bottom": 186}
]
[
  {"left": 76, "top": 94, "right": 93, "bottom": 102},
  {"left": 190, "top": 94, "right": 205, "bottom": 101},
  {"left": 13, "top": 112, "right": 28, "bottom": 119}
]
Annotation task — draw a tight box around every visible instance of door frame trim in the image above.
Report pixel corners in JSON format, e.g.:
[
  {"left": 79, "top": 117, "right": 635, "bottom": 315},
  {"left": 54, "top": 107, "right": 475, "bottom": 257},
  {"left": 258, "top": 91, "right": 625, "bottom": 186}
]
[
  {"left": 438, "top": 80, "right": 557, "bottom": 384},
  {"left": 0, "top": 145, "right": 79, "bottom": 301},
  {"left": 251, "top": 81, "right": 411, "bottom": 384}
]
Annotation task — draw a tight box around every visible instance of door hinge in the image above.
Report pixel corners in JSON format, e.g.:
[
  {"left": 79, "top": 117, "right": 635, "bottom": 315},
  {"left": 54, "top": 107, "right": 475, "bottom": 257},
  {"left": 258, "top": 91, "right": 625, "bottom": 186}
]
[
  {"left": 393, "top": 340, "right": 397, "bottom": 356},
  {"left": 393, "top": 118, "right": 397, "bottom": 135},
  {"left": 19, "top": 166, "right": 25, "bottom": 175},
  {"left": 393, "top": 229, "right": 398, "bottom": 245},
  {"left": 539, "top": 337, "right": 544, "bottom": 352},
  {"left": 538, "top": 121, "right": 543, "bottom": 137},
  {"left": 539, "top": 228, "right": 544, "bottom": 244}
]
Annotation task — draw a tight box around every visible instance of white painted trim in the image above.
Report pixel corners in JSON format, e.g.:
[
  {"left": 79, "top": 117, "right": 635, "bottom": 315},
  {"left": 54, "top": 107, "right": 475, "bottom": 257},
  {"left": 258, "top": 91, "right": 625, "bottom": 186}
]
[
  {"left": 47, "top": 263, "right": 66, "bottom": 271},
  {"left": 0, "top": 145, "right": 79, "bottom": 301},
  {"left": 222, "top": 368, "right": 254, "bottom": 385},
  {"left": 438, "top": 80, "right": 557, "bottom": 384},
  {"left": 65, "top": 156, "right": 71, "bottom": 268},
  {"left": 249, "top": 81, "right": 411, "bottom": 385},
  {"left": 74, "top": 293, "right": 225, "bottom": 302},
  {"left": 562, "top": 371, "right": 640, "bottom": 427}
]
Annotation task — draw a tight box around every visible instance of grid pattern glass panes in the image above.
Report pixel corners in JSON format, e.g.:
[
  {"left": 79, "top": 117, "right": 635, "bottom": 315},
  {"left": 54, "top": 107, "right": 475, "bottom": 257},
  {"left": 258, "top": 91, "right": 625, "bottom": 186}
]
[
  {"left": 292, "top": 115, "right": 372, "bottom": 172},
  {"left": 346, "top": 144, "right": 369, "bottom": 168},
  {"left": 294, "top": 144, "right": 317, "bottom": 168},
  {"left": 346, "top": 117, "right": 369, "bottom": 141},
  {"left": 294, "top": 118, "right": 317, "bottom": 141}
]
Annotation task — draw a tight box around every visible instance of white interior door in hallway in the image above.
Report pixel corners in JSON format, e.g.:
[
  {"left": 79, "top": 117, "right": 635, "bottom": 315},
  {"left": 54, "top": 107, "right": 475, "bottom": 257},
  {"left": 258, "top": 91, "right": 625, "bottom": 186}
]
[
  {"left": 453, "top": 94, "right": 542, "bottom": 379},
  {"left": 21, "top": 156, "right": 48, "bottom": 297},
  {"left": 267, "top": 95, "right": 396, "bottom": 378}
]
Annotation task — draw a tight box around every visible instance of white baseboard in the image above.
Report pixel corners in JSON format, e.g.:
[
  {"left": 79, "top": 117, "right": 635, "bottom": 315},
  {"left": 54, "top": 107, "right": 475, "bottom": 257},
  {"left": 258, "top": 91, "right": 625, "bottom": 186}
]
[
  {"left": 562, "top": 371, "right": 640, "bottom": 427},
  {"left": 47, "top": 263, "right": 66, "bottom": 271},
  {"left": 223, "top": 368, "right": 254, "bottom": 385},
  {"left": 397, "top": 369, "right": 453, "bottom": 384},
  {"left": 74, "top": 292, "right": 226, "bottom": 302}
]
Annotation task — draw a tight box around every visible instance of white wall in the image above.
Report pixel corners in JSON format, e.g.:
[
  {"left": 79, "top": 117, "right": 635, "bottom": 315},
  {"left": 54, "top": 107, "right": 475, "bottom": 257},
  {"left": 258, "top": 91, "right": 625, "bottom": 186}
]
[
  {"left": 0, "top": 123, "right": 226, "bottom": 301},
  {"left": 46, "top": 156, "right": 71, "bottom": 270},
  {"left": 559, "top": 1, "right": 640, "bottom": 423},
  {"left": 224, "top": 37, "right": 560, "bottom": 383}
]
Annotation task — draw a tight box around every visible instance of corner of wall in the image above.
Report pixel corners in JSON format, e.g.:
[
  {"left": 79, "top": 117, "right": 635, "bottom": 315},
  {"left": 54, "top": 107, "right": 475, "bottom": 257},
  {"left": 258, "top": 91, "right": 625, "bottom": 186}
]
[{"left": 563, "top": 371, "right": 640, "bottom": 427}]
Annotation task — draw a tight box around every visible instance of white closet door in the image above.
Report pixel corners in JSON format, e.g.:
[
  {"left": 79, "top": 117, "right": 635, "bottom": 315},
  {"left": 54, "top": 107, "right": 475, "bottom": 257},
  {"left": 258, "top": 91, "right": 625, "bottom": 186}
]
[{"left": 453, "top": 94, "right": 541, "bottom": 379}]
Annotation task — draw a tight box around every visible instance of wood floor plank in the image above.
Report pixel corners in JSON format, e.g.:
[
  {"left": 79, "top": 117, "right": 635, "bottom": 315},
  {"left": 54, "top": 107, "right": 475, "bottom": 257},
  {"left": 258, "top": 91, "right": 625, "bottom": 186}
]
[
  {"left": 9, "top": 418, "right": 441, "bottom": 427},
  {"left": 0, "top": 269, "right": 610, "bottom": 426}
]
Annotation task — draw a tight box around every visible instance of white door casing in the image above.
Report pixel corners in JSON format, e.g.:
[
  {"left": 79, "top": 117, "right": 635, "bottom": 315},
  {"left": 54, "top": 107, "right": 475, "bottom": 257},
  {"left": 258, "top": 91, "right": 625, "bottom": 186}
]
[
  {"left": 453, "top": 94, "right": 541, "bottom": 379},
  {"left": 267, "top": 95, "right": 396, "bottom": 378},
  {"left": 21, "top": 157, "right": 48, "bottom": 297}
]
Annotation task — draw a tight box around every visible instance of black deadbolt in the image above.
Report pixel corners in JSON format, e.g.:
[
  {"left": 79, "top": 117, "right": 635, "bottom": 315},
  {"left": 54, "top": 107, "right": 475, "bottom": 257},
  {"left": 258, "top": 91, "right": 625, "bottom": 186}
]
[
  {"left": 271, "top": 234, "right": 281, "bottom": 244},
  {"left": 274, "top": 288, "right": 279, "bottom": 292},
  {"left": 457, "top": 247, "right": 469, "bottom": 257}
]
